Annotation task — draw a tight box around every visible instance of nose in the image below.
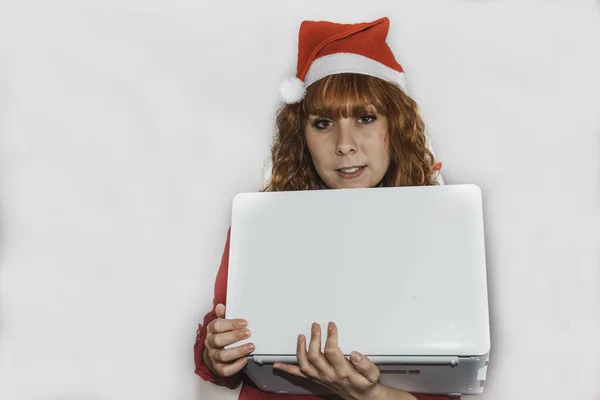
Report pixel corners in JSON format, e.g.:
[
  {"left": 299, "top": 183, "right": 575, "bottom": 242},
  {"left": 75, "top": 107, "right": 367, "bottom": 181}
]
[{"left": 335, "top": 120, "right": 358, "bottom": 156}]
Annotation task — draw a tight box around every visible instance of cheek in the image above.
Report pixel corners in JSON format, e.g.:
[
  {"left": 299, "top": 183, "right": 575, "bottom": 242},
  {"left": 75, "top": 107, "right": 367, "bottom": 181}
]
[
  {"left": 384, "top": 141, "right": 391, "bottom": 161},
  {"left": 383, "top": 130, "right": 390, "bottom": 154},
  {"left": 305, "top": 135, "right": 319, "bottom": 162},
  {"left": 383, "top": 130, "right": 392, "bottom": 161},
  {"left": 311, "top": 149, "right": 330, "bottom": 171},
  {"left": 305, "top": 134, "right": 331, "bottom": 168},
  {"left": 369, "top": 133, "right": 390, "bottom": 161}
]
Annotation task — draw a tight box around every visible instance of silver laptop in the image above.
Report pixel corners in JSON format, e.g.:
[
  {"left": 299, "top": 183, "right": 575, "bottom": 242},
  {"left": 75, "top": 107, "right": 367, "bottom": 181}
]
[{"left": 225, "top": 184, "right": 490, "bottom": 396}]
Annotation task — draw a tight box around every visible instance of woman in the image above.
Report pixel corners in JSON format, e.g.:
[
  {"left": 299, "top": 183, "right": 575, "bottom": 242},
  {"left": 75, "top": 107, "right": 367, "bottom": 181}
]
[{"left": 195, "top": 17, "right": 451, "bottom": 400}]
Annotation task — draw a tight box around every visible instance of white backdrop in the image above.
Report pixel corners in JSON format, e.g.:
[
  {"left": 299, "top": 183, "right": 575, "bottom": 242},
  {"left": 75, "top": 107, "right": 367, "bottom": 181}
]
[{"left": 0, "top": 1, "right": 599, "bottom": 399}]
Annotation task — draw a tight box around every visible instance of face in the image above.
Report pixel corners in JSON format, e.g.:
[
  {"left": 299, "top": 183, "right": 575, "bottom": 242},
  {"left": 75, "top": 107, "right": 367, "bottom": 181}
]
[{"left": 305, "top": 104, "right": 391, "bottom": 189}]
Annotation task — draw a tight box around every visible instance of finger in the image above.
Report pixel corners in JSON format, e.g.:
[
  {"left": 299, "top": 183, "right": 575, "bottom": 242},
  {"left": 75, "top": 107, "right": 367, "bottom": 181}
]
[
  {"left": 350, "top": 351, "right": 380, "bottom": 384},
  {"left": 296, "top": 333, "right": 319, "bottom": 378},
  {"left": 206, "top": 327, "right": 252, "bottom": 349},
  {"left": 207, "top": 317, "right": 248, "bottom": 335},
  {"left": 218, "top": 354, "right": 249, "bottom": 377},
  {"left": 307, "top": 323, "right": 334, "bottom": 377},
  {"left": 215, "top": 303, "right": 226, "bottom": 319},
  {"left": 273, "top": 362, "right": 308, "bottom": 378},
  {"left": 323, "top": 322, "right": 353, "bottom": 373},
  {"left": 210, "top": 342, "right": 255, "bottom": 363}
]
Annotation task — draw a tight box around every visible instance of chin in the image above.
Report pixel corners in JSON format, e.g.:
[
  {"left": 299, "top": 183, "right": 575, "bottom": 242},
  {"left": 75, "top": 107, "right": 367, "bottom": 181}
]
[
  {"left": 322, "top": 170, "right": 385, "bottom": 189},
  {"left": 330, "top": 180, "right": 374, "bottom": 189}
]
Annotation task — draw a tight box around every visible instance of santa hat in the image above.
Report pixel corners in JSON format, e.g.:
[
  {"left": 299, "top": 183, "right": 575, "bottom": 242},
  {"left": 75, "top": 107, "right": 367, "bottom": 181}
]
[
  {"left": 279, "top": 17, "right": 407, "bottom": 104},
  {"left": 262, "top": 17, "right": 444, "bottom": 188}
]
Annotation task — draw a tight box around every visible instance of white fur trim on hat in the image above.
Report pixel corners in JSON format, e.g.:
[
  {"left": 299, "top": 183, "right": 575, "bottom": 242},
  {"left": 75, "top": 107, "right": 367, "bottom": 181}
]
[
  {"left": 279, "top": 77, "right": 306, "bottom": 104},
  {"left": 304, "top": 53, "right": 408, "bottom": 91}
]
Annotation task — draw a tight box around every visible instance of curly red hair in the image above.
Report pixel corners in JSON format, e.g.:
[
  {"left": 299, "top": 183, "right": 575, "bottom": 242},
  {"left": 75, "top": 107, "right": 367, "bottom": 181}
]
[{"left": 263, "top": 73, "right": 441, "bottom": 191}]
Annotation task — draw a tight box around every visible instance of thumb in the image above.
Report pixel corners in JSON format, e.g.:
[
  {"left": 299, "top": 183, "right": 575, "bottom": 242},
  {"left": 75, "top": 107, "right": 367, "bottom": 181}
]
[
  {"left": 214, "top": 303, "right": 226, "bottom": 319},
  {"left": 350, "top": 351, "right": 380, "bottom": 384}
]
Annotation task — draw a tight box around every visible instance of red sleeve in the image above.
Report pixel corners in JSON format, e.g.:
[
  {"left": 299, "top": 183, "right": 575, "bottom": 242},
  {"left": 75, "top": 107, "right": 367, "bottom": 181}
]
[{"left": 194, "top": 227, "right": 243, "bottom": 389}]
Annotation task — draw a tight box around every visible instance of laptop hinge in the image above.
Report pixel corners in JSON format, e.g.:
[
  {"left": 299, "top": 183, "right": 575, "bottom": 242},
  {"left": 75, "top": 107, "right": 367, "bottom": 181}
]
[{"left": 253, "top": 355, "right": 459, "bottom": 367}]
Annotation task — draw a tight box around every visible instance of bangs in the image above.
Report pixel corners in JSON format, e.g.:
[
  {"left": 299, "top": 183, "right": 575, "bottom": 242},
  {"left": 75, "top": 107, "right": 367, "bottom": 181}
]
[{"left": 302, "top": 73, "right": 389, "bottom": 119}]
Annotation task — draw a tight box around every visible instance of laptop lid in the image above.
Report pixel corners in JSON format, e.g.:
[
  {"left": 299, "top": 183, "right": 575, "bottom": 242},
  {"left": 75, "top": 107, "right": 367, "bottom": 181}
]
[{"left": 225, "top": 184, "right": 490, "bottom": 359}]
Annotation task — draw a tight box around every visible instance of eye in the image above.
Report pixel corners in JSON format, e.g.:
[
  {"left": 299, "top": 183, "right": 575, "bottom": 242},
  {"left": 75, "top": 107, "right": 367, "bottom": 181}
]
[
  {"left": 358, "top": 114, "right": 377, "bottom": 124},
  {"left": 312, "top": 118, "right": 333, "bottom": 130}
]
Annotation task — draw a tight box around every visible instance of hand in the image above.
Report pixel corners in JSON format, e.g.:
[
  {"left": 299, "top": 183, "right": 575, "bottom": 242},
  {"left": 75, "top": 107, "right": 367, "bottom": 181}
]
[
  {"left": 203, "top": 303, "right": 255, "bottom": 378},
  {"left": 273, "top": 321, "right": 382, "bottom": 400}
]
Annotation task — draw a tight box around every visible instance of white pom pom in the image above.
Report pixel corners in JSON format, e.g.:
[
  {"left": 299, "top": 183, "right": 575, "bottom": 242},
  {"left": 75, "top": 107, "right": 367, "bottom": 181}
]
[{"left": 279, "top": 77, "right": 306, "bottom": 104}]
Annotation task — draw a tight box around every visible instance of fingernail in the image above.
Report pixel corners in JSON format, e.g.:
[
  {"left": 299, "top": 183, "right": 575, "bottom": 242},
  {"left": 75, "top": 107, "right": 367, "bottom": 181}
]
[
  {"left": 312, "top": 323, "right": 318, "bottom": 332},
  {"left": 243, "top": 329, "right": 251, "bottom": 338},
  {"left": 246, "top": 343, "right": 255, "bottom": 351},
  {"left": 239, "top": 320, "right": 248, "bottom": 328},
  {"left": 351, "top": 352, "right": 362, "bottom": 362},
  {"left": 328, "top": 322, "right": 334, "bottom": 331}
]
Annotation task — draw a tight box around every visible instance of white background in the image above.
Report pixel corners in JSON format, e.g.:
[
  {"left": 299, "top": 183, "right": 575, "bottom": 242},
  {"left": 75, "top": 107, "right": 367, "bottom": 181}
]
[{"left": 0, "top": 1, "right": 599, "bottom": 399}]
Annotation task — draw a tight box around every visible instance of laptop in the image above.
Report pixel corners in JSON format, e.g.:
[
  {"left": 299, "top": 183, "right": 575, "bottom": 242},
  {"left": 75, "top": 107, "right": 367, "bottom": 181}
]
[{"left": 225, "top": 184, "right": 490, "bottom": 396}]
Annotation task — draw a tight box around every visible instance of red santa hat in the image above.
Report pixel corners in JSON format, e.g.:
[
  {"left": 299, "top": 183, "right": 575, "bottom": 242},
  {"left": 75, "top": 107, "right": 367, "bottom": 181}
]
[{"left": 279, "top": 17, "right": 408, "bottom": 104}]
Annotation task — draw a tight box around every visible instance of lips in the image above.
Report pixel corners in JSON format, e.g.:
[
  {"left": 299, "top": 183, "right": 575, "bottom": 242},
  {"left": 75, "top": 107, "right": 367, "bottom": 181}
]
[
  {"left": 335, "top": 165, "right": 366, "bottom": 179},
  {"left": 336, "top": 165, "right": 365, "bottom": 173}
]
